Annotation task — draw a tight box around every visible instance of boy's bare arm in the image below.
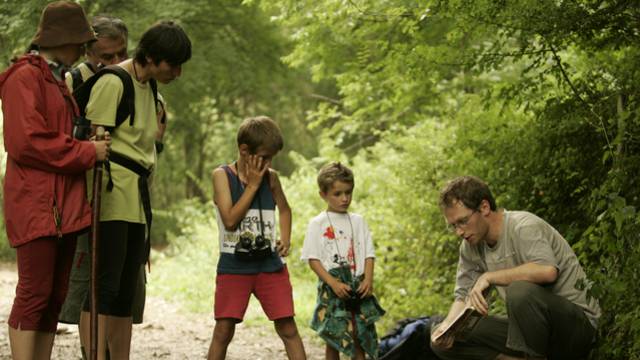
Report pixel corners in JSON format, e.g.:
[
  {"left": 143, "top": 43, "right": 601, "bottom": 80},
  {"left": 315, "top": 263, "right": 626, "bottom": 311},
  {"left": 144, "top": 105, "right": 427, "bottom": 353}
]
[
  {"left": 308, "top": 259, "right": 351, "bottom": 299},
  {"left": 212, "top": 167, "right": 261, "bottom": 230},
  {"left": 357, "top": 257, "right": 375, "bottom": 297},
  {"left": 270, "top": 170, "right": 292, "bottom": 256},
  {"left": 364, "top": 257, "right": 374, "bottom": 282}
]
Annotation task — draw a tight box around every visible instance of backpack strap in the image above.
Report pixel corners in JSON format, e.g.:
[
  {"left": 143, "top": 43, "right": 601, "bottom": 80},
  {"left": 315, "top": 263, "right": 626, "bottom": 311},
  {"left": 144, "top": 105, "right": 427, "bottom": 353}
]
[
  {"left": 69, "top": 67, "right": 83, "bottom": 91},
  {"left": 106, "top": 152, "right": 153, "bottom": 262},
  {"left": 149, "top": 78, "right": 159, "bottom": 111},
  {"left": 149, "top": 78, "right": 168, "bottom": 124},
  {"left": 73, "top": 65, "right": 135, "bottom": 131},
  {"left": 105, "top": 66, "right": 135, "bottom": 129},
  {"left": 149, "top": 79, "right": 168, "bottom": 153},
  {"left": 69, "top": 61, "right": 95, "bottom": 92}
]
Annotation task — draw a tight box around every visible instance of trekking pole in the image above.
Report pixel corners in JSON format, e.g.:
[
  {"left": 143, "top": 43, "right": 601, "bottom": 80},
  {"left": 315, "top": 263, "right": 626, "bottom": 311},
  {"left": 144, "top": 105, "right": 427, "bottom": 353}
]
[{"left": 90, "top": 126, "right": 105, "bottom": 360}]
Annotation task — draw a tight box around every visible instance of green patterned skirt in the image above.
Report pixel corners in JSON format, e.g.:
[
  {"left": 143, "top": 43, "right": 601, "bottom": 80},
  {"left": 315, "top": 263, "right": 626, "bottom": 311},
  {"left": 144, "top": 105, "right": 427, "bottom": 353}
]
[{"left": 310, "top": 266, "right": 385, "bottom": 358}]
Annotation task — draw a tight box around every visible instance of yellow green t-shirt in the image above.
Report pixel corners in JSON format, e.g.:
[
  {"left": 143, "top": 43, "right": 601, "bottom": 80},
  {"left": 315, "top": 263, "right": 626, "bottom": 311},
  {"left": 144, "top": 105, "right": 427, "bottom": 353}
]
[{"left": 85, "top": 68, "right": 158, "bottom": 224}]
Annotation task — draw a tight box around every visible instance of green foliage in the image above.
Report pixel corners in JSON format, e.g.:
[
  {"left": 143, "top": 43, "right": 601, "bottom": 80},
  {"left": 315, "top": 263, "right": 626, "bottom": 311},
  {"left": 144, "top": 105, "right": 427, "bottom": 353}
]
[
  {"left": 147, "top": 0, "right": 640, "bottom": 353},
  {"left": 578, "top": 182, "right": 640, "bottom": 359},
  {"left": 147, "top": 198, "right": 217, "bottom": 312},
  {"left": 0, "top": 0, "right": 320, "bottom": 208},
  {"left": 350, "top": 122, "right": 461, "bottom": 327},
  {"left": 263, "top": 0, "right": 640, "bottom": 356},
  {"left": 0, "top": 0, "right": 47, "bottom": 64},
  {"left": 1, "top": 0, "right": 640, "bottom": 357},
  {"left": 280, "top": 122, "right": 461, "bottom": 332}
]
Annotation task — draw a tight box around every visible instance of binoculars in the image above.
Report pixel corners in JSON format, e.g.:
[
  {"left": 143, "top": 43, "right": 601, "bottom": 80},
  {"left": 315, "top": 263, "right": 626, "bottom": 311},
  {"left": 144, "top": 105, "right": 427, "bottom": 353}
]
[{"left": 234, "top": 230, "right": 273, "bottom": 261}]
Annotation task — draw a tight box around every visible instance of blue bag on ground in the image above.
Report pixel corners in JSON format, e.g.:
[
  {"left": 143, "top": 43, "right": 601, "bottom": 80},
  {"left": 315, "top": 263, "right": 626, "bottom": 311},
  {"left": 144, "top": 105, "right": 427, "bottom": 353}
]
[{"left": 378, "top": 316, "right": 441, "bottom": 360}]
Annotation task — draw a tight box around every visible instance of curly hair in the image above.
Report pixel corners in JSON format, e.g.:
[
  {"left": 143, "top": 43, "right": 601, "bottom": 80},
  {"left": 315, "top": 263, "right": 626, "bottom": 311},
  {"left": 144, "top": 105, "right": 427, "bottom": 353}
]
[{"left": 317, "top": 162, "right": 354, "bottom": 193}]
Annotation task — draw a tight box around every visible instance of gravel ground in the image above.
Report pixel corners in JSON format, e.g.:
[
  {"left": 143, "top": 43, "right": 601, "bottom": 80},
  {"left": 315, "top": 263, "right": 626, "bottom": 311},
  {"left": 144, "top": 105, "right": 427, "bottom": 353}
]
[{"left": 0, "top": 263, "right": 325, "bottom": 359}]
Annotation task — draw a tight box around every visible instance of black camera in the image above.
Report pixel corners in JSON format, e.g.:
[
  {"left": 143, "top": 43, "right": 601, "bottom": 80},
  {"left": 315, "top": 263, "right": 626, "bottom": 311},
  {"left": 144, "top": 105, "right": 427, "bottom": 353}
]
[
  {"left": 72, "top": 116, "right": 92, "bottom": 140},
  {"left": 235, "top": 230, "right": 272, "bottom": 261},
  {"left": 344, "top": 289, "right": 361, "bottom": 313}
]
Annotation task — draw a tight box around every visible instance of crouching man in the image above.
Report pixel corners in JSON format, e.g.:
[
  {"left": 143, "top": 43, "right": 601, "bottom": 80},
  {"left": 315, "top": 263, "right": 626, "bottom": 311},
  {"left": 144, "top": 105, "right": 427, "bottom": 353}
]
[{"left": 431, "top": 176, "right": 600, "bottom": 360}]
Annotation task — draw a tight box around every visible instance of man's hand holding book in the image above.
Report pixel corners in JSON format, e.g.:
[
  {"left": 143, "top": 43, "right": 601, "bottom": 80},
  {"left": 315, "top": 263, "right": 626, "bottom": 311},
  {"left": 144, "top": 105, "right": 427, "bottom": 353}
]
[{"left": 431, "top": 277, "right": 492, "bottom": 350}]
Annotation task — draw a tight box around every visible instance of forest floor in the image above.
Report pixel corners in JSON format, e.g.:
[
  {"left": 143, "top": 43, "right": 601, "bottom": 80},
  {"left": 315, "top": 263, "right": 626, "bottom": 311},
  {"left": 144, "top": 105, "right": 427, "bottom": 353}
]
[{"left": 0, "top": 263, "right": 325, "bottom": 359}]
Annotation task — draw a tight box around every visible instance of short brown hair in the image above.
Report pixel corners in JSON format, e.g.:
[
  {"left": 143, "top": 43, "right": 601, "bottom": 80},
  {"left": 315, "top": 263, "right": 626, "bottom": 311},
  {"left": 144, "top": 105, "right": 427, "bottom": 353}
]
[
  {"left": 317, "top": 162, "right": 354, "bottom": 193},
  {"left": 237, "top": 116, "right": 284, "bottom": 153},
  {"left": 439, "top": 176, "right": 497, "bottom": 211}
]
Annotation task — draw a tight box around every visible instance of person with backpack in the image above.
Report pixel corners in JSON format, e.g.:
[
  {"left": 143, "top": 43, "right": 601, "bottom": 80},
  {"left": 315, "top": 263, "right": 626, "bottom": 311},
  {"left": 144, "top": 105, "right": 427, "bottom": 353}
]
[
  {"left": 77, "top": 20, "right": 191, "bottom": 359},
  {"left": 0, "top": 2, "right": 110, "bottom": 359},
  {"left": 58, "top": 15, "right": 154, "bottom": 356}
]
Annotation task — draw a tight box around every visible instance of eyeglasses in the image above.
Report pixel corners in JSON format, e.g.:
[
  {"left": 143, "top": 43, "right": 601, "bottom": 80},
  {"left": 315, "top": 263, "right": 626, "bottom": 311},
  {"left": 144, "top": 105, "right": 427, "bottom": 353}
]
[{"left": 447, "top": 209, "right": 478, "bottom": 232}]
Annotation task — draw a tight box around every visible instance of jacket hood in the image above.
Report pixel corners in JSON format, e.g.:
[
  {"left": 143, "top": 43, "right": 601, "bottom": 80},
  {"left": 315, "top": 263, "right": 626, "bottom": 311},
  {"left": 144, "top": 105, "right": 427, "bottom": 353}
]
[{"left": 0, "top": 54, "right": 52, "bottom": 96}]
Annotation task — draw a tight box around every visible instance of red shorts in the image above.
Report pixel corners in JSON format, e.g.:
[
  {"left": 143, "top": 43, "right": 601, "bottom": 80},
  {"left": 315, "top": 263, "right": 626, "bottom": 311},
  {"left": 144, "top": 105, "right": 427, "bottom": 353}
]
[
  {"left": 214, "top": 265, "right": 294, "bottom": 321},
  {"left": 9, "top": 235, "right": 77, "bottom": 332}
]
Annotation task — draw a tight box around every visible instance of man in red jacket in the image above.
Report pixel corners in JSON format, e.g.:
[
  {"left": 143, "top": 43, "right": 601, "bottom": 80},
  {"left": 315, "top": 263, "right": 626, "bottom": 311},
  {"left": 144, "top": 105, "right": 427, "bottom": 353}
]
[{"left": 0, "top": 2, "right": 110, "bottom": 359}]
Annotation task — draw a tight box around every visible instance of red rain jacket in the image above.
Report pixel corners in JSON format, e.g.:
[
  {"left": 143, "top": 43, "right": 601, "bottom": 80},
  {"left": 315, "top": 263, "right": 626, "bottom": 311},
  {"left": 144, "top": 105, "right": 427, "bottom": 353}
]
[{"left": 0, "top": 54, "right": 95, "bottom": 247}]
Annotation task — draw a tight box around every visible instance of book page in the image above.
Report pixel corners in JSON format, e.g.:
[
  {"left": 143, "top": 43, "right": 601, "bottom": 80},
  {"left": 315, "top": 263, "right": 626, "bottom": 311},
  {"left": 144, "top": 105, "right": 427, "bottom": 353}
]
[{"left": 433, "top": 306, "right": 481, "bottom": 342}]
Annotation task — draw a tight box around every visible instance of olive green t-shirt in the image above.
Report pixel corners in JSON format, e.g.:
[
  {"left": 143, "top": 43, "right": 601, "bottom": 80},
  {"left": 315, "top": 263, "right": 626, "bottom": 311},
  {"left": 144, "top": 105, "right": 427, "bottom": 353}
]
[
  {"left": 85, "top": 68, "right": 157, "bottom": 223},
  {"left": 455, "top": 210, "right": 601, "bottom": 327}
]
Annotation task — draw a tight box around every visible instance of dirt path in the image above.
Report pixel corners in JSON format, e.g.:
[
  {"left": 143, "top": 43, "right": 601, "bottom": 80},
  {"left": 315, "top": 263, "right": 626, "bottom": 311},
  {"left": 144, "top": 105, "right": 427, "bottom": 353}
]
[{"left": 0, "top": 264, "right": 325, "bottom": 359}]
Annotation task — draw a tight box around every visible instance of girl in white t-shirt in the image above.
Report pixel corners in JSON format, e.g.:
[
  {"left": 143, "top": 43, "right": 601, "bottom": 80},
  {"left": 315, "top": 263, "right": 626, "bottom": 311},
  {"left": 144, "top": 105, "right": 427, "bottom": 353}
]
[{"left": 301, "top": 162, "right": 384, "bottom": 360}]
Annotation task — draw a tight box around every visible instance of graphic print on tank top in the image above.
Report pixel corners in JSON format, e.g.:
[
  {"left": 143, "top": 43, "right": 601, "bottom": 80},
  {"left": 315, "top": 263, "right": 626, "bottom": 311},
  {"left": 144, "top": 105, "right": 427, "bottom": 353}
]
[{"left": 215, "top": 165, "right": 283, "bottom": 274}]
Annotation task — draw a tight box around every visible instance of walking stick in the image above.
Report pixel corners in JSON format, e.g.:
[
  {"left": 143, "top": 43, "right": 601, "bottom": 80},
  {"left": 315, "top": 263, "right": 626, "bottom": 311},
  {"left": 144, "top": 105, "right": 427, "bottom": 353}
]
[{"left": 90, "top": 126, "right": 105, "bottom": 360}]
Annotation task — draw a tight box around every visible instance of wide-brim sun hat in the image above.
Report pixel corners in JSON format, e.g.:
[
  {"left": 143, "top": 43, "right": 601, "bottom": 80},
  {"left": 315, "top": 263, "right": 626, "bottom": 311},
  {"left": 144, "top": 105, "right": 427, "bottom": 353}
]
[{"left": 31, "top": 1, "right": 96, "bottom": 48}]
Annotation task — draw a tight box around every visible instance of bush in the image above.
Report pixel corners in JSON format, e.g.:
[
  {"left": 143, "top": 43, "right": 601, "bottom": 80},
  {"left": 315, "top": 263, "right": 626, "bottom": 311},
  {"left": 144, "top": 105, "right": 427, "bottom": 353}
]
[
  {"left": 147, "top": 198, "right": 217, "bottom": 312},
  {"left": 281, "top": 121, "right": 466, "bottom": 332}
]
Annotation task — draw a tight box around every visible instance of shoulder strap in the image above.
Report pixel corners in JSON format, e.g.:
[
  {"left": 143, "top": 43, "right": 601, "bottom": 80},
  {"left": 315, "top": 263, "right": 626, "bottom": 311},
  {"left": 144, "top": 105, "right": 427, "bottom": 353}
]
[
  {"left": 70, "top": 67, "right": 83, "bottom": 91},
  {"left": 149, "top": 79, "right": 167, "bottom": 124},
  {"left": 103, "top": 66, "right": 135, "bottom": 128},
  {"left": 69, "top": 62, "right": 94, "bottom": 92},
  {"left": 222, "top": 164, "right": 234, "bottom": 177},
  {"left": 149, "top": 78, "right": 158, "bottom": 106},
  {"left": 73, "top": 65, "right": 135, "bottom": 131}
]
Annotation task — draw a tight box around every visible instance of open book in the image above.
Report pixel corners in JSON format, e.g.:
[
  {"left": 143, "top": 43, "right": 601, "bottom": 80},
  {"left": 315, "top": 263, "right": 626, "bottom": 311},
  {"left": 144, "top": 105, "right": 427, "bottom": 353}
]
[{"left": 433, "top": 305, "right": 483, "bottom": 342}]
